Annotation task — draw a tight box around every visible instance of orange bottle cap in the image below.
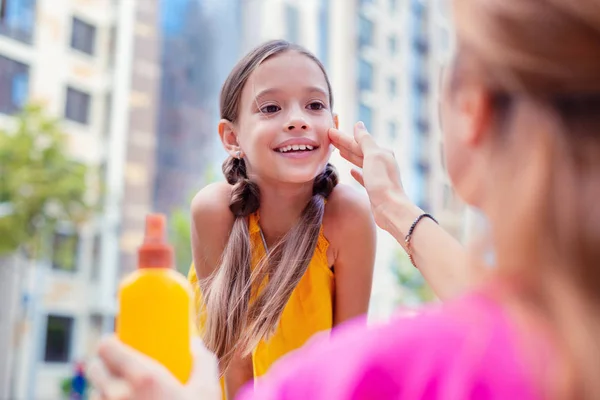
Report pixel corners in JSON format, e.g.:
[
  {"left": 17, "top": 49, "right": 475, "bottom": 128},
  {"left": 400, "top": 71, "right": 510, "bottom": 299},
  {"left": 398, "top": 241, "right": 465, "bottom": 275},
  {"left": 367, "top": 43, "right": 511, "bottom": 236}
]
[{"left": 138, "top": 214, "right": 174, "bottom": 268}]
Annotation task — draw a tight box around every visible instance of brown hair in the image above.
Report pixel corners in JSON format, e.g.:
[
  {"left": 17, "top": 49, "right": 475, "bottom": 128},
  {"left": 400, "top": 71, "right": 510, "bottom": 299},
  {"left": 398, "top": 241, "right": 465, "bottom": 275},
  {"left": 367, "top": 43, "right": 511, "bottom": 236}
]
[
  {"left": 200, "top": 40, "right": 338, "bottom": 371},
  {"left": 452, "top": 0, "right": 600, "bottom": 398}
]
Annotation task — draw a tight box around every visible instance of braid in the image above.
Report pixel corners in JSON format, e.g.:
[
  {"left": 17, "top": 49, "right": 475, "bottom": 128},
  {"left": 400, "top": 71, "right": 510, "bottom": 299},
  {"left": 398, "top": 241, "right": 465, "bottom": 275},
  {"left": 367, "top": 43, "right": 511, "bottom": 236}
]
[
  {"left": 222, "top": 156, "right": 261, "bottom": 217},
  {"left": 201, "top": 155, "right": 259, "bottom": 372},
  {"left": 313, "top": 163, "right": 338, "bottom": 198},
  {"left": 244, "top": 163, "right": 339, "bottom": 350}
]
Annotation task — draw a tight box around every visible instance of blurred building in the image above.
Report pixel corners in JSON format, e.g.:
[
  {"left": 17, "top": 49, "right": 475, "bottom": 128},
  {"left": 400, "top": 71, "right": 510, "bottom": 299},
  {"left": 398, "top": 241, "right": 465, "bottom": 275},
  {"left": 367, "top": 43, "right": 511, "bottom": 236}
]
[
  {"left": 0, "top": 0, "right": 161, "bottom": 398},
  {"left": 240, "top": 0, "right": 327, "bottom": 56},
  {"left": 153, "top": 0, "right": 241, "bottom": 215}
]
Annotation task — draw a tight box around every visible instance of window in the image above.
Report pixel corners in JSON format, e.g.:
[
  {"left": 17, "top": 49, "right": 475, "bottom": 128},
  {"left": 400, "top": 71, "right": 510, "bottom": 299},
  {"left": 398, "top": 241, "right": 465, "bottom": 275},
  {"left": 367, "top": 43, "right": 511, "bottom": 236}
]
[
  {"left": 90, "top": 233, "right": 102, "bottom": 281},
  {"left": 388, "top": 77, "right": 397, "bottom": 98},
  {"left": 285, "top": 5, "right": 299, "bottom": 44},
  {"left": 358, "top": 58, "right": 374, "bottom": 92},
  {"left": 416, "top": 117, "right": 430, "bottom": 135},
  {"left": 0, "top": 0, "right": 36, "bottom": 43},
  {"left": 415, "top": 159, "right": 430, "bottom": 210},
  {"left": 388, "top": 121, "right": 398, "bottom": 140},
  {"left": 318, "top": 0, "right": 329, "bottom": 68},
  {"left": 414, "top": 76, "right": 429, "bottom": 94},
  {"left": 358, "top": 15, "right": 374, "bottom": 48},
  {"left": 417, "top": 158, "right": 430, "bottom": 175},
  {"left": 44, "top": 315, "right": 74, "bottom": 363},
  {"left": 51, "top": 231, "right": 79, "bottom": 272},
  {"left": 388, "top": 35, "right": 398, "bottom": 56},
  {"left": 414, "top": 37, "right": 428, "bottom": 54},
  {"left": 65, "top": 87, "right": 91, "bottom": 124},
  {"left": 358, "top": 104, "right": 373, "bottom": 131},
  {"left": 0, "top": 54, "right": 29, "bottom": 114},
  {"left": 70, "top": 17, "right": 96, "bottom": 55},
  {"left": 412, "top": 18, "right": 428, "bottom": 54}
]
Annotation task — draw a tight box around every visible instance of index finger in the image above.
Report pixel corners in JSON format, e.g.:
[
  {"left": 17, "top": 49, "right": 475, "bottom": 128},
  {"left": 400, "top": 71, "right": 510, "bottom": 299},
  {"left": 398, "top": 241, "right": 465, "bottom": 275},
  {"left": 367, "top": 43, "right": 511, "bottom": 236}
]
[
  {"left": 354, "top": 122, "right": 379, "bottom": 153},
  {"left": 328, "top": 127, "right": 361, "bottom": 156}
]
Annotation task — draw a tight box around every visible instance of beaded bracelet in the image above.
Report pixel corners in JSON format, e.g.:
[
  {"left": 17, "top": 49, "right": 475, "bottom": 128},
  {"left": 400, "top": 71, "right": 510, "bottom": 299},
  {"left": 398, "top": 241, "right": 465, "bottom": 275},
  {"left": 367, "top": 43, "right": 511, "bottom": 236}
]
[{"left": 405, "top": 213, "right": 438, "bottom": 268}]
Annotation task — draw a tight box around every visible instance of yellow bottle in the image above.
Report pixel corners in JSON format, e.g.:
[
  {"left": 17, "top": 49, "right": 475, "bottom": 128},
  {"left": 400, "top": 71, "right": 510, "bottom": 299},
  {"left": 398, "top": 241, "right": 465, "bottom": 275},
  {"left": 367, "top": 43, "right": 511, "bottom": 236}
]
[{"left": 115, "top": 214, "right": 194, "bottom": 384}]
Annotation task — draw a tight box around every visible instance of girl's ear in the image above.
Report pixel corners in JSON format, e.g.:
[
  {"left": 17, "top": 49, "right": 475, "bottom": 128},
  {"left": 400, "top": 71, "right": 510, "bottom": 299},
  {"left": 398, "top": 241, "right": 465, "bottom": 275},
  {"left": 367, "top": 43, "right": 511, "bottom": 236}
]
[
  {"left": 332, "top": 113, "right": 339, "bottom": 129},
  {"left": 219, "top": 119, "right": 241, "bottom": 157}
]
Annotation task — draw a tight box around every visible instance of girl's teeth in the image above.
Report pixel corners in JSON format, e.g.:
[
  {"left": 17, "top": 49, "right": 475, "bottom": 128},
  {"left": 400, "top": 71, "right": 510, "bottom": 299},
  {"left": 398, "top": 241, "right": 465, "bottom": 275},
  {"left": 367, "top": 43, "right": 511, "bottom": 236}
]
[{"left": 277, "top": 144, "right": 316, "bottom": 152}]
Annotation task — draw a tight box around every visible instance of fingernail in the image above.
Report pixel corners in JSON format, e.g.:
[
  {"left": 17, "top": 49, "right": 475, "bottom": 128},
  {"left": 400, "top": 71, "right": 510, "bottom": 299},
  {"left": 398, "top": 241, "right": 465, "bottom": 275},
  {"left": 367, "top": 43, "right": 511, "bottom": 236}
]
[{"left": 357, "top": 121, "right": 365, "bottom": 129}]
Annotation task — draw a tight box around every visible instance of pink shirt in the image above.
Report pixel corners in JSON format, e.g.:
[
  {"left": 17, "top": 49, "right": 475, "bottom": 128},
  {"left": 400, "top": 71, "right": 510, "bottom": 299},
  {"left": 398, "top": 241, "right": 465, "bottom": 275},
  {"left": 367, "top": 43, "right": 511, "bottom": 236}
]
[{"left": 237, "top": 292, "right": 550, "bottom": 399}]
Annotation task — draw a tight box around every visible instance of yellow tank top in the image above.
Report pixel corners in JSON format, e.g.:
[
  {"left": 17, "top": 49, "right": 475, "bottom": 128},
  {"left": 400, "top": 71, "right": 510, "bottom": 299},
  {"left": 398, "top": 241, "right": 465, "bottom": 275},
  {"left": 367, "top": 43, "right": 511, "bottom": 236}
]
[{"left": 187, "top": 211, "right": 334, "bottom": 394}]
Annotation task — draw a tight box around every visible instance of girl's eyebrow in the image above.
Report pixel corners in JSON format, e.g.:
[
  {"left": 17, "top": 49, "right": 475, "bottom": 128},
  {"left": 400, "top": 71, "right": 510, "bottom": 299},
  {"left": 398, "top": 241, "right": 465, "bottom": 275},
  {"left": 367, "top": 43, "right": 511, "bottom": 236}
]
[{"left": 254, "top": 86, "right": 329, "bottom": 102}]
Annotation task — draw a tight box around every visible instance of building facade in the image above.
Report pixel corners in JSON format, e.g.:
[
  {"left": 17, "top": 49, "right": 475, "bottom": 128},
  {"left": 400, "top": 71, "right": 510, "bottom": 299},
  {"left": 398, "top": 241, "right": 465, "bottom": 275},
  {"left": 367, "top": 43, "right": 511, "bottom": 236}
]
[
  {"left": 0, "top": 0, "right": 161, "bottom": 398},
  {"left": 154, "top": 0, "right": 242, "bottom": 216}
]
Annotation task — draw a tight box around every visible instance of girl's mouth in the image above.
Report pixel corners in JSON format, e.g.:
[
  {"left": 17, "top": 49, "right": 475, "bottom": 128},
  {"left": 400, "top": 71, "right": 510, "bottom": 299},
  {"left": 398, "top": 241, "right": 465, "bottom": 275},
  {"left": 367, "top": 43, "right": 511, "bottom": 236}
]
[{"left": 275, "top": 144, "right": 317, "bottom": 153}]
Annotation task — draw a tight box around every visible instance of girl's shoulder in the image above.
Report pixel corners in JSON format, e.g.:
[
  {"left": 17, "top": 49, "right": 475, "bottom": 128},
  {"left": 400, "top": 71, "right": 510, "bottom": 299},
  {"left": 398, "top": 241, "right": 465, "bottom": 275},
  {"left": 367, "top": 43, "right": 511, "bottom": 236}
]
[
  {"left": 322, "top": 183, "right": 376, "bottom": 249},
  {"left": 190, "top": 182, "right": 235, "bottom": 279},
  {"left": 323, "top": 183, "right": 371, "bottom": 221},
  {"left": 191, "top": 181, "right": 233, "bottom": 221}
]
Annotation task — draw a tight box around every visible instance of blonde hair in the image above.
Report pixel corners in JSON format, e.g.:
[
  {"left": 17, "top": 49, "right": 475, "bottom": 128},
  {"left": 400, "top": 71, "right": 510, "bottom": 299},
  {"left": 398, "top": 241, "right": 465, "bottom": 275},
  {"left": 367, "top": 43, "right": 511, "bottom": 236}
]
[
  {"left": 200, "top": 40, "right": 338, "bottom": 372},
  {"left": 452, "top": 0, "right": 600, "bottom": 398}
]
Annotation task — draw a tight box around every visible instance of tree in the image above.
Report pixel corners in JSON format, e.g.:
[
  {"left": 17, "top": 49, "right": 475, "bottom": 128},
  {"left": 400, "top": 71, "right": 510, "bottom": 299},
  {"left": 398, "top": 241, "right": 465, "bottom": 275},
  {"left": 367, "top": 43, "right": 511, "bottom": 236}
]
[
  {"left": 390, "top": 249, "right": 437, "bottom": 306},
  {"left": 170, "top": 206, "right": 193, "bottom": 276},
  {"left": 0, "top": 103, "right": 94, "bottom": 258},
  {"left": 0, "top": 103, "right": 95, "bottom": 398}
]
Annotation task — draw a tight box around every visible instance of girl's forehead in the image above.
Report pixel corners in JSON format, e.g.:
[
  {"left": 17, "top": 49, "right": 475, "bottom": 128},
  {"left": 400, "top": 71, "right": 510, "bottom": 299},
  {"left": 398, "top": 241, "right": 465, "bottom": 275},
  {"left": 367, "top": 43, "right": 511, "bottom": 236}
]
[{"left": 244, "top": 52, "right": 329, "bottom": 98}]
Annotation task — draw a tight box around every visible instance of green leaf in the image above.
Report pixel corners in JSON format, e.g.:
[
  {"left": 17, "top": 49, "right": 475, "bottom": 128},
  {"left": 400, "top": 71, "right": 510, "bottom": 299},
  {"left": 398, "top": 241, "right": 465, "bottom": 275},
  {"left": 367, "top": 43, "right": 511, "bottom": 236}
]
[{"left": 0, "top": 103, "right": 95, "bottom": 258}]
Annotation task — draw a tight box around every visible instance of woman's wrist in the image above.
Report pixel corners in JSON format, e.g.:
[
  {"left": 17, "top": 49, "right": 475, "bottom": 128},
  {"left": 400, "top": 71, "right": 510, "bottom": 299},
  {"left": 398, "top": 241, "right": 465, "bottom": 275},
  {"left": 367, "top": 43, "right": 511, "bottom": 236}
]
[{"left": 378, "top": 191, "right": 424, "bottom": 245}]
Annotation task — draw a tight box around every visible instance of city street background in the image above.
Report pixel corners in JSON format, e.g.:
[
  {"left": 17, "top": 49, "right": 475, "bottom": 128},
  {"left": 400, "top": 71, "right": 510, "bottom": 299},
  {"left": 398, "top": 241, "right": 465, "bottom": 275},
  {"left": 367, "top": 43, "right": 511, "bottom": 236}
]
[{"left": 0, "top": 0, "right": 486, "bottom": 398}]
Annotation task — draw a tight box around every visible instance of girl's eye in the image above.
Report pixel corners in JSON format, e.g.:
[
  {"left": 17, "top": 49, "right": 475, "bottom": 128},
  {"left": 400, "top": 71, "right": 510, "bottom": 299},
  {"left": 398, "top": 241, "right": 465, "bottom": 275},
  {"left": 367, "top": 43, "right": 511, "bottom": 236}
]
[
  {"left": 307, "top": 102, "right": 325, "bottom": 111},
  {"left": 260, "top": 105, "right": 281, "bottom": 114}
]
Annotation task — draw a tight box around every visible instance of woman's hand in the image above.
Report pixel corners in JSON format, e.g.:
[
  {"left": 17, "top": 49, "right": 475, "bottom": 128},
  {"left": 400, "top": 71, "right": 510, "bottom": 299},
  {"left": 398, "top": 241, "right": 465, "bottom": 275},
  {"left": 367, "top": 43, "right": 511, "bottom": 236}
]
[
  {"left": 330, "top": 121, "right": 469, "bottom": 301},
  {"left": 329, "top": 122, "right": 416, "bottom": 233},
  {"left": 88, "top": 336, "right": 221, "bottom": 400}
]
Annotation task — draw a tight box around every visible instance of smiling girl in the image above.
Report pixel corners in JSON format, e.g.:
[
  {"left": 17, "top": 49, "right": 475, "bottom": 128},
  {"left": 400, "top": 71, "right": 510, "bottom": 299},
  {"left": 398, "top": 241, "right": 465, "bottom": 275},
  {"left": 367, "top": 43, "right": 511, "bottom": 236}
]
[{"left": 186, "top": 40, "right": 377, "bottom": 398}]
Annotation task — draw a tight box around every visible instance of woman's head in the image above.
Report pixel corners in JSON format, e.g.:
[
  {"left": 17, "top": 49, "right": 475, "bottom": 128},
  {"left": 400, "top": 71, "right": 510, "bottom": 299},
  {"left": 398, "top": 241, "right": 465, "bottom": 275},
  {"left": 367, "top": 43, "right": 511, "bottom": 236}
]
[
  {"left": 440, "top": 0, "right": 600, "bottom": 261},
  {"left": 440, "top": 0, "right": 600, "bottom": 397},
  {"left": 218, "top": 40, "right": 337, "bottom": 185}
]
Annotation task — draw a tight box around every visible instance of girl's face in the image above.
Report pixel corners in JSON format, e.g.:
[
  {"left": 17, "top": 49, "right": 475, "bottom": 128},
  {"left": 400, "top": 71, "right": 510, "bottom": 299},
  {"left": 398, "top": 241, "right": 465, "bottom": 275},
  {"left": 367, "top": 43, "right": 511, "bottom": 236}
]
[{"left": 221, "top": 51, "right": 337, "bottom": 185}]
